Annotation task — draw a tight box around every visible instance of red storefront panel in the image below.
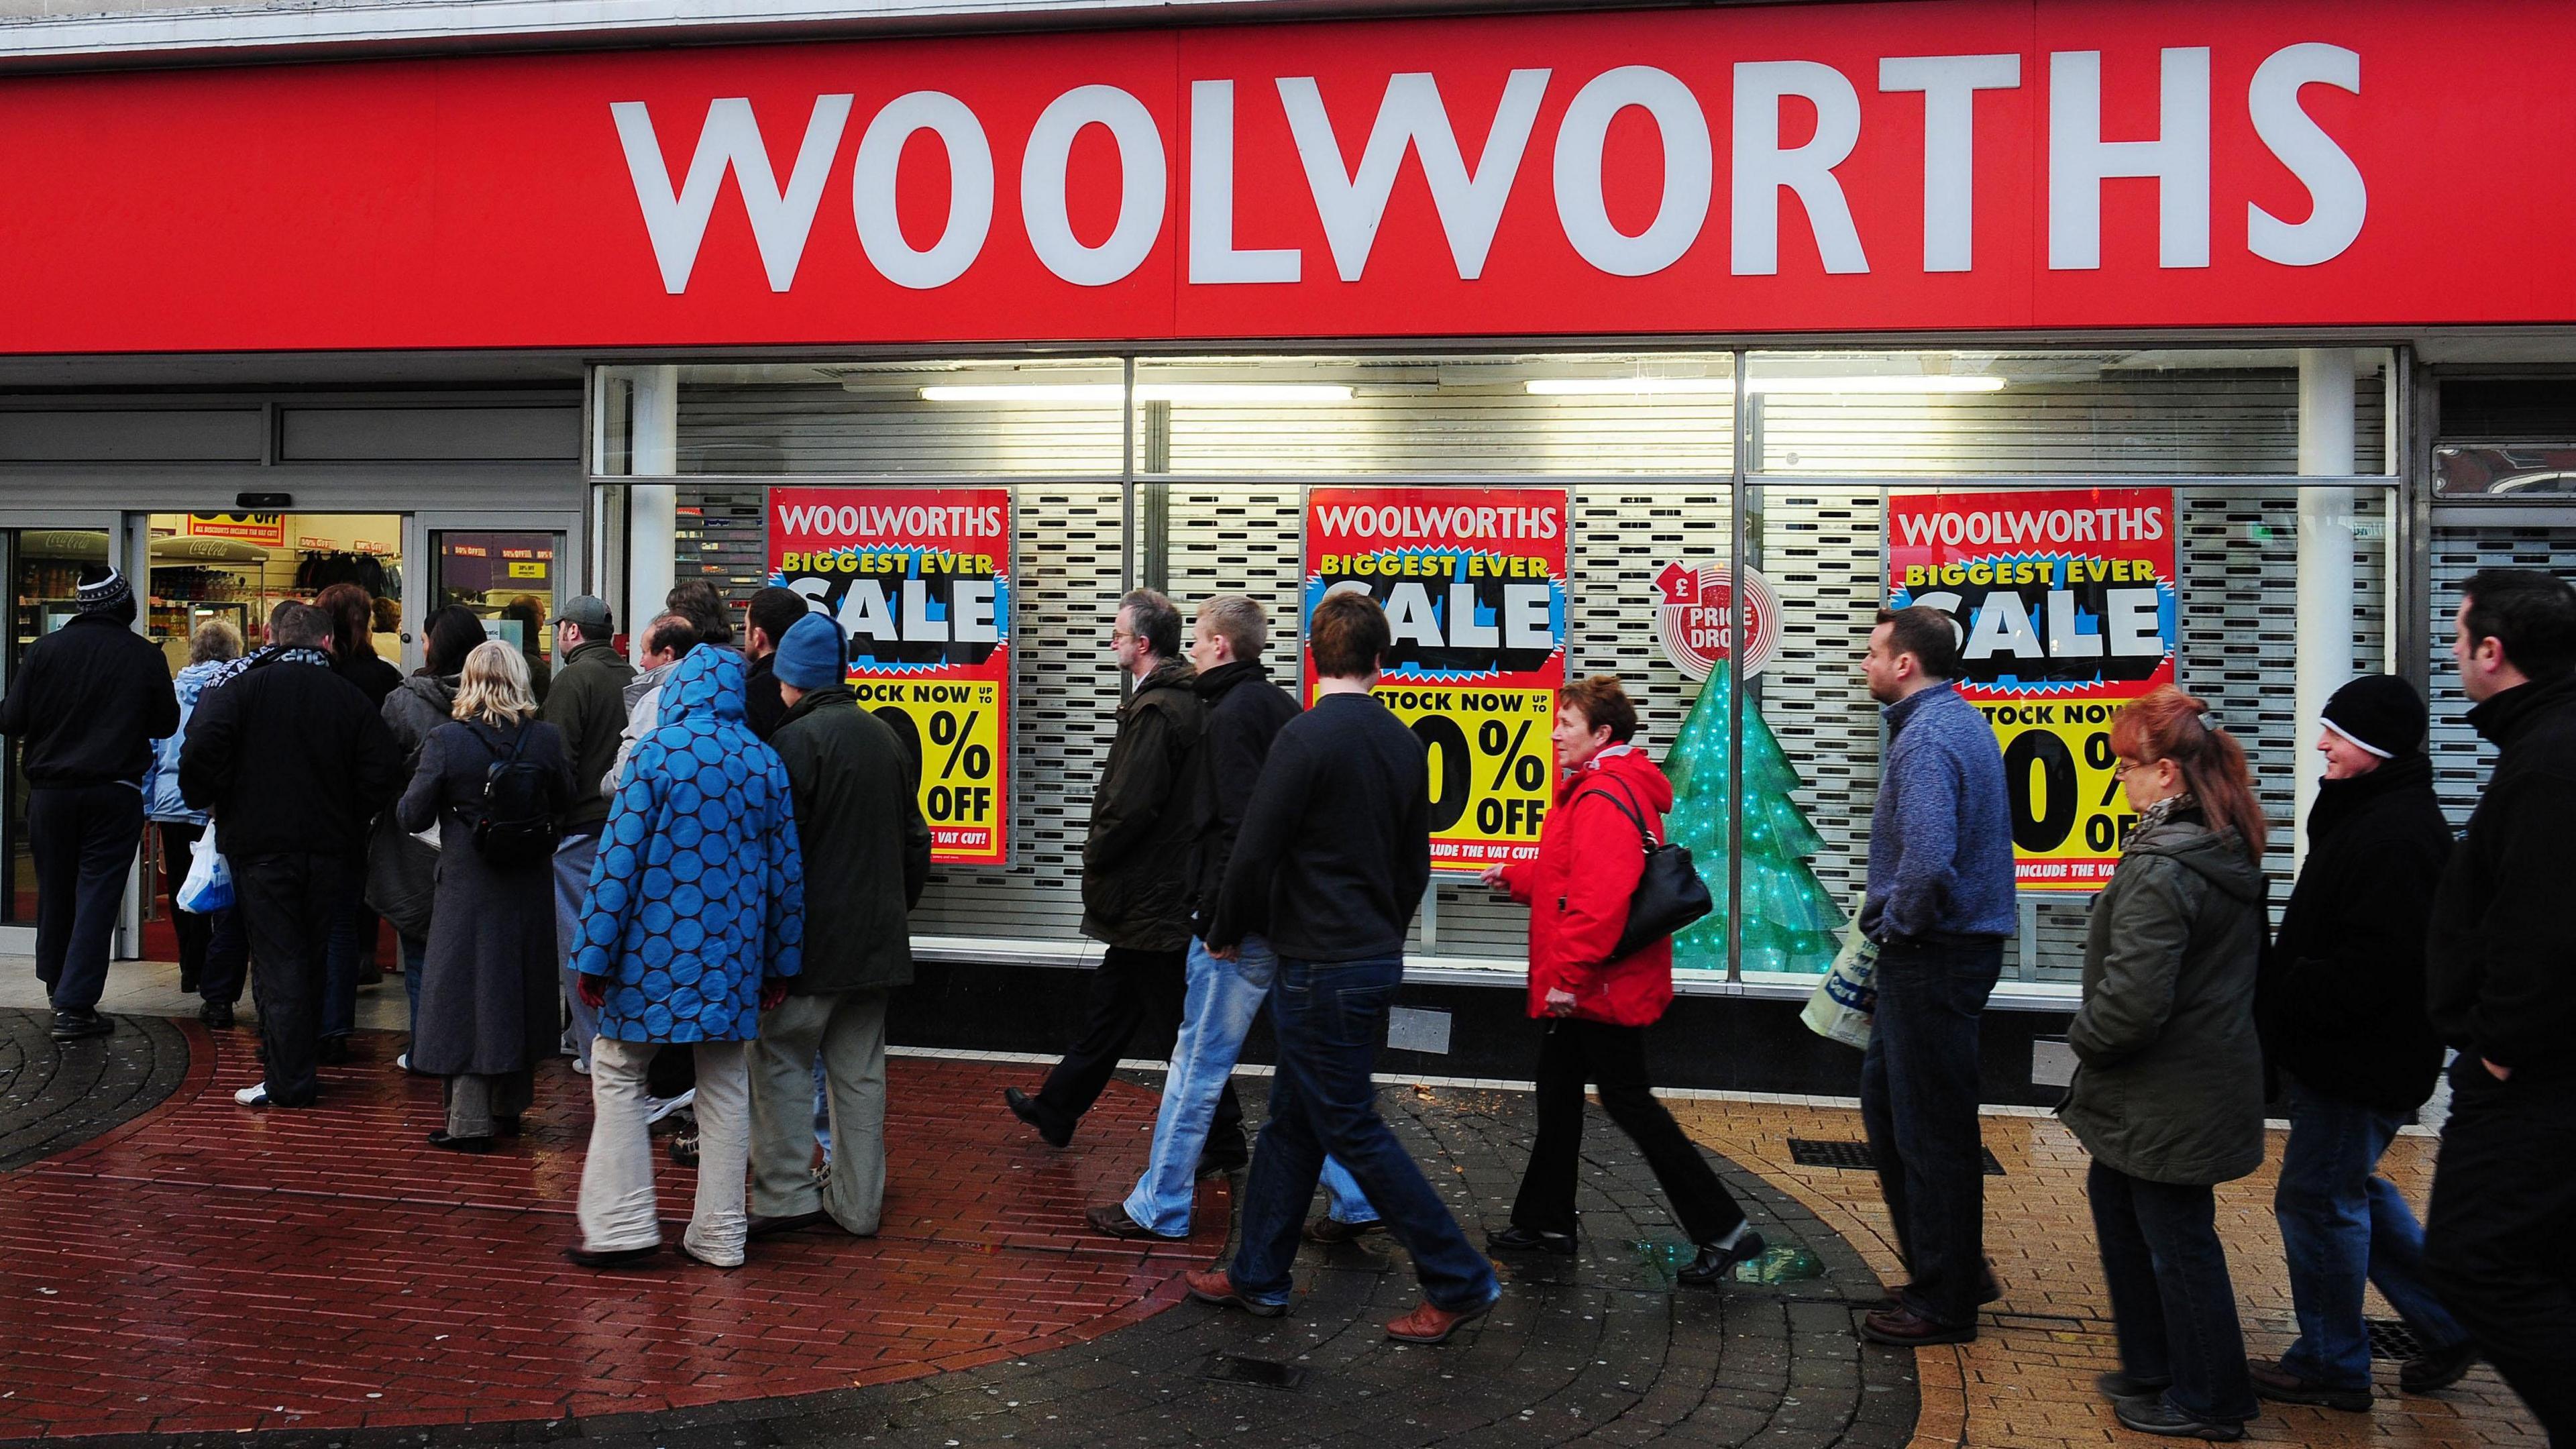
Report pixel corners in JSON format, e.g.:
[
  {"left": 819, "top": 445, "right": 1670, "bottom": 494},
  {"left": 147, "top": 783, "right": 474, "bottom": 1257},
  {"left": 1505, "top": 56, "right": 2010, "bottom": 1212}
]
[{"left": 0, "top": 0, "right": 2567, "bottom": 352}]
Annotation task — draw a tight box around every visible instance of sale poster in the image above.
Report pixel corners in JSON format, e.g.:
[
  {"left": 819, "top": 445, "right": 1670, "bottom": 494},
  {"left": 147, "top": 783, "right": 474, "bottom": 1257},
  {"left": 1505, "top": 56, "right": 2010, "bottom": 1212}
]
[
  {"left": 1886, "top": 488, "right": 2179, "bottom": 892},
  {"left": 768, "top": 486, "right": 1012, "bottom": 866},
  {"left": 186, "top": 513, "right": 285, "bottom": 547},
  {"left": 1303, "top": 486, "right": 1569, "bottom": 872}
]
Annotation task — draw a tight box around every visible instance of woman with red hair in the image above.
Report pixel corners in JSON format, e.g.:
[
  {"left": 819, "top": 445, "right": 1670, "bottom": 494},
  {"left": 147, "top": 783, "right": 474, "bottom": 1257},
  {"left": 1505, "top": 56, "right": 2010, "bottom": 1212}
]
[{"left": 2061, "top": 684, "right": 2269, "bottom": 1441}]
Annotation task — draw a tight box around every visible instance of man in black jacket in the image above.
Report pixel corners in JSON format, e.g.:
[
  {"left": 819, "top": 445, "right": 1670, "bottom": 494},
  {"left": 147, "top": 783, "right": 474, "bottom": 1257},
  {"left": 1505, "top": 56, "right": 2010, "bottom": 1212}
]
[
  {"left": 0, "top": 566, "right": 178, "bottom": 1042},
  {"left": 741, "top": 586, "right": 809, "bottom": 743},
  {"left": 2422, "top": 568, "right": 2576, "bottom": 1442},
  {"left": 748, "top": 613, "right": 930, "bottom": 1239},
  {"left": 1189, "top": 590, "right": 1498, "bottom": 1346},
  {"left": 1004, "top": 589, "right": 1228, "bottom": 1154},
  {"left": 539, "top": 594, "right": 635, "bottom": 1073},
  {"left": 2251, "top": 675, "right": 2475, "bottom": 1412},
  {"left": 1087, "top": 595, "right": 1367, "bottom": 1242},
  {"left": 180, "top": 602, "right": 402, "bottom": 1109}
]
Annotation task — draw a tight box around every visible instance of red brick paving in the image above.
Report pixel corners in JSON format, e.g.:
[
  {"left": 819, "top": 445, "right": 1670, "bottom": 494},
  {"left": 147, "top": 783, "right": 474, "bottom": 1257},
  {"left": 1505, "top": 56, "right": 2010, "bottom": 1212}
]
[{"left": 0, "top": 1025, "right": 1220, "bottom": 1439}]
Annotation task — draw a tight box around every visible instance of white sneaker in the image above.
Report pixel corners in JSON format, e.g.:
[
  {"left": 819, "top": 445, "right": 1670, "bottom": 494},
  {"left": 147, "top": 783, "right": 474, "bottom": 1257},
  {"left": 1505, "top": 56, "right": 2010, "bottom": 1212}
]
[
  {"left": 572, "top": 1058, "right": 591, "bottom": 1077},
  {"left": 233, "top": 1082, "right": 270, "bottom": 1108},
  {"left": 645, "top": 1088, "right": 696, "bottom": 1126},
  {"left": 394, "top": 1053, "right": 410, "bottom": 1073}
]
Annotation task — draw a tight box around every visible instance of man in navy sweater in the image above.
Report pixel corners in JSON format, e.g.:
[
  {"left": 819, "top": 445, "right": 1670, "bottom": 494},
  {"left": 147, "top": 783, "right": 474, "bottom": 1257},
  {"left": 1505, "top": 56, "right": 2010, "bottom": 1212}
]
[
  {"left": 1855, "top": 604, "right": 2017, "bottom": 1346},
  {"left": 1188, "top": 590, "right": 1500, "bottom": 1345}
]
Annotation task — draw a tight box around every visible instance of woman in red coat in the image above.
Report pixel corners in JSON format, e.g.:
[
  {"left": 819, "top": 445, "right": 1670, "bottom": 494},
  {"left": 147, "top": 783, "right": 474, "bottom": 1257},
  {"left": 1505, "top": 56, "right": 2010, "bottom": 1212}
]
[{"left": 1479, "top": 675, "right": 1762, "bottom": 1285}]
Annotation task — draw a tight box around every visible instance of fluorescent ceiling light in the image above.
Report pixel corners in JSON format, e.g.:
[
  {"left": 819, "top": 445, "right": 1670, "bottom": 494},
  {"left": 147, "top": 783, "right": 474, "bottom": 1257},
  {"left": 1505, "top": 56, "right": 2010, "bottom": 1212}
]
[
  {"left": 1525, "top": 375, "right": 2007, "bottom": 396},
  {"left": 918, "top": 383, "right": 1353, "bottom": 403}
]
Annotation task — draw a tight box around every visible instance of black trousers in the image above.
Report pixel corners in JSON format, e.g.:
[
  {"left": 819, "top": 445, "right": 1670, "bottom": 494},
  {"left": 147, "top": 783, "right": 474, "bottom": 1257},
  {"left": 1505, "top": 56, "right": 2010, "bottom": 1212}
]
[
  {"left": 1509, "top": 1017, "right": 1746, "bottom": 1245},
  {"left": 1036, "top": 944, "right": 1243, "bottom": 1154},
  {"left": 29, "top": 784, "right": 145, "bottom": 1014},
  {"left": 2425, "top": 1061, "right": 2576, "bottom": 1441},
  {"left": 157, "top": 822, "right": 248, "bottom": 1006},
  {"left": 234, "top": 851, "right": 359, "bottom": 1107}
]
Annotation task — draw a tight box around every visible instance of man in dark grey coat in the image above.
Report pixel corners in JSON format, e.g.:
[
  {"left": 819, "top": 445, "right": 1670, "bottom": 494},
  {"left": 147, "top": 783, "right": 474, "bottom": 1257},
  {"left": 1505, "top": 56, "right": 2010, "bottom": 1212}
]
[
  {"left": 0, "top": 565, "right": 178, "bottom": 1042},
  {"left": 538, "top": 594, "right": 635, "bottom": 1073},
  {"left": 749, "top": 613, "right": 931, "bottom": 1238},
  {"left": 1004, "top": 589, "right": 1222, "bottom": 1152}
]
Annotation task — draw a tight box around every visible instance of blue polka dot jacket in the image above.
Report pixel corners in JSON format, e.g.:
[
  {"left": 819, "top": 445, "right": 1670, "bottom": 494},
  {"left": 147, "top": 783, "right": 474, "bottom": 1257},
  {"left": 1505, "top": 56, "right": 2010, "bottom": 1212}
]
[{"left": 574, "top": 646, "right": 805, "bottom": 1042}]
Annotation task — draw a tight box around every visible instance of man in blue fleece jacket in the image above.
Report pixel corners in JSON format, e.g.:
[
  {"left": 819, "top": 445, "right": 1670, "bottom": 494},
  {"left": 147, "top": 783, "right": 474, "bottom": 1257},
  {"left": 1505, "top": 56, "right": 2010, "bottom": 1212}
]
[{"left": 1855, "top": 604, "right": 2016, "bottom": 1347}]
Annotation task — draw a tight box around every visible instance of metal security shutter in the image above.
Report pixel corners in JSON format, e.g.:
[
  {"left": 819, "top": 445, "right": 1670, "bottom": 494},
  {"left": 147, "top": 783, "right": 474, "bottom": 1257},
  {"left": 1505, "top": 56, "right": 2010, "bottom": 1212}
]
[
  {"left": 674, "top": 379, "right": 1122, "bottom": 475},
  {"left": 1756, "top": 370, "right": 2386, "bottom": 475},
  {"left": 1161, "top": 392, "right": 1734, "bottom": 476},
  {"left": 2428, "top": 523, "right": 2576, "bottom": 827}
]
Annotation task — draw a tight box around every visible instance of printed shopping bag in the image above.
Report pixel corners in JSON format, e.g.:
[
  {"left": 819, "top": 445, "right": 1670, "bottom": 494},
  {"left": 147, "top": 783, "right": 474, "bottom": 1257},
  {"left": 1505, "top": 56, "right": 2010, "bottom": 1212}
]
[{"left": 1800, "top": 916, "right": 1878, "bottom": 1051}]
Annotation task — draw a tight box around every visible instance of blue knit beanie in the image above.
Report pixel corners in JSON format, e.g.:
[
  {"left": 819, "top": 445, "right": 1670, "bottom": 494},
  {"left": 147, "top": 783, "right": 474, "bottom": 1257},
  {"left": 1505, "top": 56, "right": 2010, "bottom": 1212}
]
[{"left": 773, "top": 611, "right": 845, "bottom": 690}]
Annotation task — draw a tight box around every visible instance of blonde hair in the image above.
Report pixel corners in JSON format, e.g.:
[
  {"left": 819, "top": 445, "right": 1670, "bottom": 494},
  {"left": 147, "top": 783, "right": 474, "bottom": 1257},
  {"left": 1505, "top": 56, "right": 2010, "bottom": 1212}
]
[
  {"left": 452, "top": 639, "right": 537, "bottom": 727},
  {"left": 189, "top": 616, "right": 244, "bottom": 665}
]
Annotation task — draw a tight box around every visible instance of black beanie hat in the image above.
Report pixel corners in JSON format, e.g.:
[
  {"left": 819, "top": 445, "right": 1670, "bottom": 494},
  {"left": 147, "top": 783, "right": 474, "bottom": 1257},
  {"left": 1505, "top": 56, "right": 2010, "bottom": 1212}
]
[{"left": 2320, "top": 674, "right": 2426, "bottom": 759}]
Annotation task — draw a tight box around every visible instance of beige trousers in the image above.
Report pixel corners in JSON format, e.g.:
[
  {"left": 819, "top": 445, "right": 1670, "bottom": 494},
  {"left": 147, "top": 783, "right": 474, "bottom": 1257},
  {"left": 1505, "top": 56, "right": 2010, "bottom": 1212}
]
[
  {"left": 750, "top": 990, "right": 890, "bottom": 1235},
  {"left": 577, "top": 1037, "right": 751, "bottom": 1265}
]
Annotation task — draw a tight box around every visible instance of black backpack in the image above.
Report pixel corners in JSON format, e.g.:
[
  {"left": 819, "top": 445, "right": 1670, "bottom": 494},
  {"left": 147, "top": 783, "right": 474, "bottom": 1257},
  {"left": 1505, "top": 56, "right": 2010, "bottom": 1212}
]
[{"left": 463, "top": 722, "right": 559, "bottom": 867}]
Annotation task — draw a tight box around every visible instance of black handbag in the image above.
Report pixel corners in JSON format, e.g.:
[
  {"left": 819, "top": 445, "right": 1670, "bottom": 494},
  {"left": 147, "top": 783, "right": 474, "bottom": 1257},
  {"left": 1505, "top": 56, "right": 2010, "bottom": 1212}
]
[{"left": 1578, "top": 777, "right": 1715, "bottom": 962}]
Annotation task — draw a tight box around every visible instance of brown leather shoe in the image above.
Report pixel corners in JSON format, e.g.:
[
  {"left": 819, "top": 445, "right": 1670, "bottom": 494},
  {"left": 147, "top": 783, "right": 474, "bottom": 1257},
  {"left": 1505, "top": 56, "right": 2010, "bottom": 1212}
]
[
  {"left": 1385, "top": 1289, "right": 1501, "bottom": 1344},
  {"left": 1858, "top": 1305, "right": 1977, "bottom": 1345},
  {"left": 1087, "top": 1202, "right": 1184, "bottom": 1242},
  {"left": 1183, "top": 1267, "right": 1285, "bottom": 1318}
]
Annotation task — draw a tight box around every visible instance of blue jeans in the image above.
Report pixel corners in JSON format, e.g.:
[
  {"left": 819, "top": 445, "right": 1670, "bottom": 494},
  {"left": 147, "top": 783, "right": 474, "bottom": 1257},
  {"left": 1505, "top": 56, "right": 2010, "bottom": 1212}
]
[
  {"left": 2090, "top": 1161, "right": 2259, "bottom": 1423},
  {"left": 2276, "top": 1079, "right": 2467, "bottom": 1389},
  {"left": 1858, "top": 936, "right": 2003, "bottom": 1327},
  {"left": 554, "top": 834, "right": 600, "bottom": 1067},
  {"left": 1123, "top": 935, "right": 1373, "bottom": 1237},
  {"left": 1228, "top": 955, "right": 1497, "bottom": 1313}
]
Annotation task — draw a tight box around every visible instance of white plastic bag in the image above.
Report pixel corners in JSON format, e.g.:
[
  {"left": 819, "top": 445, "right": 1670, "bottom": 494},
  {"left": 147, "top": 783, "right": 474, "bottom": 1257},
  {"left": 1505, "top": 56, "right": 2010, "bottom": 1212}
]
[
  {"left": 175, "top": 818, "right": 234, "bottom": 915},
  {"left": 1800, "top": 916, "right": 1878, "bottom": 1051}
]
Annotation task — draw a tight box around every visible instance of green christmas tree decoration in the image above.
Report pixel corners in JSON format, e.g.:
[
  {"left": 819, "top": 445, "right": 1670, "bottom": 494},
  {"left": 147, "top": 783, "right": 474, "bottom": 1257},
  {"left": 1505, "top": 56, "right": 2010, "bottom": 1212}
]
[{"left": 1661, "top": 660, "right": 1847, "bottom": 975}]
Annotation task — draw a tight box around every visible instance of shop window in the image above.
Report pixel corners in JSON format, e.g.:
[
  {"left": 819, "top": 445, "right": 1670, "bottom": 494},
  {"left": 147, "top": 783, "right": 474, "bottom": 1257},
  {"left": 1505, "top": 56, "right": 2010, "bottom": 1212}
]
[
  {"left": 596, "top": 361, "right": 1124, "bottom": 477},
  {"left": 1747, "top": 350, "right": 2395, "bottom": 476},
  {"left": 1137, "top": 354, "right": 1734, "bottom": 476}
]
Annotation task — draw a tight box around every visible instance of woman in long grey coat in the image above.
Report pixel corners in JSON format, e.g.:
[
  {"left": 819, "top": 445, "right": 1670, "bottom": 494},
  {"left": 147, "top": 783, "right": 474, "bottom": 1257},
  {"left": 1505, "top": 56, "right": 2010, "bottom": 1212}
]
[
  {"left": 398, "top": 640, "right": 576, "bottom": 1152},
  {"left": 376, "top": 606, "right": 492, "bottom": 1055},
  {"left": 2062, "top": 684, "right": 2269, "bottom": 1442}
]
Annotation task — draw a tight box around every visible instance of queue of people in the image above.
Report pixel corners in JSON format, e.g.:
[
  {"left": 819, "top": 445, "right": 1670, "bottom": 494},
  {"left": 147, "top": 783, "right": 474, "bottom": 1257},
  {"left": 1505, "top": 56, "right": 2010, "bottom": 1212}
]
[{"left": 0, "top": 558, "right": 2567, "bottom": 1436}]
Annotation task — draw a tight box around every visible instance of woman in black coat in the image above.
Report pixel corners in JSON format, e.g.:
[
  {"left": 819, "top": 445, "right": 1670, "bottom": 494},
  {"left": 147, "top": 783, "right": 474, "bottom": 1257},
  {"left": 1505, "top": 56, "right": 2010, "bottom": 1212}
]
[{"left": 398, "top": 639, "right": 575, "bottom": 1151}]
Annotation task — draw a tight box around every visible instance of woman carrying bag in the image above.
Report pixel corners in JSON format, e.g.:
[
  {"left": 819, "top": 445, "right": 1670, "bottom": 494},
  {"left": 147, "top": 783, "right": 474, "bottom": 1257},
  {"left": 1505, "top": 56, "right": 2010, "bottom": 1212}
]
[
  {"left": 2062, "top": 684, "right": 2269, "bottom": 1442},
  {"left": 1477, "top": 674, "right": 1760, "bottom": 1285},
  {"left": 397, "top": 641, "right": 576, "bottom": 1152}
]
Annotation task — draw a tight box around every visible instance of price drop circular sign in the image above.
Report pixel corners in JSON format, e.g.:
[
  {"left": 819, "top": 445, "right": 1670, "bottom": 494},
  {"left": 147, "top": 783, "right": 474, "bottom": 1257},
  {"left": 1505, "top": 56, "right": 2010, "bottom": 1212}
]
[
  {"left": 1653, "top": 561, "right": 1780, "bottom": 682},
  {"left": 1303, "top": 486, "right": 1568, "bottom": 874}
]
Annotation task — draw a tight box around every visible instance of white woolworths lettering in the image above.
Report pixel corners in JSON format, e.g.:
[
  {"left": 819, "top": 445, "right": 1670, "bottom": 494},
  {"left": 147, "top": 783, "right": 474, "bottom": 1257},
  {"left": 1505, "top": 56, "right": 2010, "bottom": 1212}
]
[
  {"left": 2247, "top": 44, "right": 2366, "bottom": 266},
  {"left": 2049, "top": 48, "right": 2212, "bottom": 270},
  {"left": 1189, "top": 79, "right": 1300, "bottom": 284},
  {"left": 1730, "top": 60, "right": 1868, "bottom": 276},
  {"left": 612, "top": 95, "right": 854, "bottom": 293},
  {"left": 1552, "top": 66, "right": 1713, "bottom": 277},
  {"left": 853, "top": 91, "right": 994, "bottom": 290},
  {"left": 1021, "top": 85, "right": 1166, "bottom": 286},
  {"left": 1877, "top": 54, "right": 2022, "bottom": 273},
  {"left": 1275, "top": 70, "right": 1551, "bottom": 282}
]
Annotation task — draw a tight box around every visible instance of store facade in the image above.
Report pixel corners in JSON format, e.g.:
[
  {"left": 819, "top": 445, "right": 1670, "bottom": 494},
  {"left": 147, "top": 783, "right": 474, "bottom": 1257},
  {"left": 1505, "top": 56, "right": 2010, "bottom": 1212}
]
[{"left": 0, "top": 0, "right": 2566, "bottom": 1097}]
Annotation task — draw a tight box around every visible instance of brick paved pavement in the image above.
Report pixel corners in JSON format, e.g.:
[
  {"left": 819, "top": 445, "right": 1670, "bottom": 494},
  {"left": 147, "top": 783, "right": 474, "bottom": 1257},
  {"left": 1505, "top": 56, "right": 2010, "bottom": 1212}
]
[
  {"left": 1666, "top": 1097, "right": 2548, "bottom": 1448},
  {"left": 0, "top": 1010, "right": 1915, "bottom": 1449}
]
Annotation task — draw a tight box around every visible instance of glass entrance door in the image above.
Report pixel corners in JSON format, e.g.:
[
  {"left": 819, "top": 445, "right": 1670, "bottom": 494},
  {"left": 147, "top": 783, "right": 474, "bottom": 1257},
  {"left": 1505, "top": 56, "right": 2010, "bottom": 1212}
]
[{"left": 418, "top": 521, "right": 576, "bottom": 702}]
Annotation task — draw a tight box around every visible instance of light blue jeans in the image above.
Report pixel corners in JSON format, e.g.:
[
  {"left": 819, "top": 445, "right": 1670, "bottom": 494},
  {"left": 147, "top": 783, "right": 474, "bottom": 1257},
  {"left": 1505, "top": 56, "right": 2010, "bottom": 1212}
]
[
  {"left": 1124, "top": 934, "right": 1373, "bottom": 1238},
  {"left": 553, "top": 834, "right": 599, "bottom": 1069}
]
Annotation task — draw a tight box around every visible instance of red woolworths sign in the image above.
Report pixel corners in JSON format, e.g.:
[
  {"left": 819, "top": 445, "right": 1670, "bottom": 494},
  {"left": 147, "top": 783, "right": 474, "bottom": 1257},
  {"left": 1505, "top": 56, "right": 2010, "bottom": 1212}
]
[
  {"left": 1886, "top": 488, "right": 2178, "bottom": 892},
  {"left": 769, "top": 487, "right": 1012, "bottom": 866},
  {"left": 5, "top": 0, "right": 2576, "bottom": 353}
]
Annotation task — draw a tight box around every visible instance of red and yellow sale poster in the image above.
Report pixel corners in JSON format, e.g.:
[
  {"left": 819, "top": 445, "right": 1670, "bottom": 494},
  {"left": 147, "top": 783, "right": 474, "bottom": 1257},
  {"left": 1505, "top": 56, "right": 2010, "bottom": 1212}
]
[
  {"left": 1886, "top": 488, "right": 2178, "bottom": 892},
  {"left": 768, "top": 486, "right": 1012, "bottom": 866},
  {"left": 1303, "top": 486, "right": 1569, "bottom": 873}
]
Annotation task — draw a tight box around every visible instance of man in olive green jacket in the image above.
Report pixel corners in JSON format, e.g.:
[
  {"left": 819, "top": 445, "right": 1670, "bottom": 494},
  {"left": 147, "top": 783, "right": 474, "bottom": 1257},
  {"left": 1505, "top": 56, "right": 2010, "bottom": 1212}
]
[
  {"left": 539, "top": 595, "right": 637, "bottom": 1071},
  {"left": 747, "top": 612, "right": 931, "bottom": 1238}
]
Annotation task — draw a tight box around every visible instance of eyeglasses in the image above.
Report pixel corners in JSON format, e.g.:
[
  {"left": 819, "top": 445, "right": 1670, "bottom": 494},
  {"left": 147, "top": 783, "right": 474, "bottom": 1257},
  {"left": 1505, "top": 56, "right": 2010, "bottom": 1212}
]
[
  {"left": 1110, "top": 628, "right": 1136, "bottom": 644},
  {"left": 2112, "top": 758, "right": 2157, "bottom": 778}
]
